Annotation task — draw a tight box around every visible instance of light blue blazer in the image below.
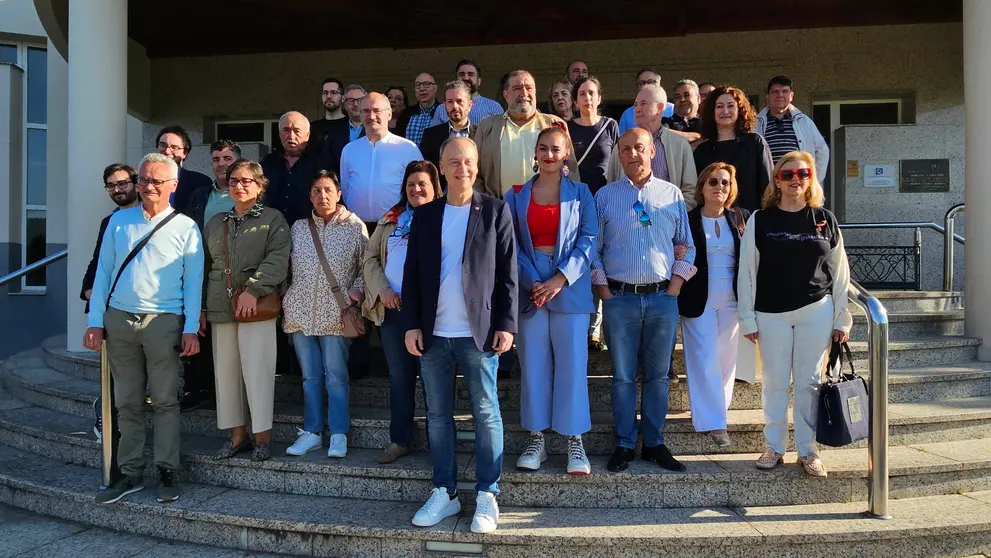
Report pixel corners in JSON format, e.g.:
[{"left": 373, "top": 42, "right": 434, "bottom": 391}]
[{"left": 505, "top": 176, "right": 598, "bottom": 315}]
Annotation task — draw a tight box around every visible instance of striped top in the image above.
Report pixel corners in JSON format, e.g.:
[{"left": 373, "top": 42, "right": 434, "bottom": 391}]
[
  {"left": 591, "top": 175, "right": 697, "bottom": 285},
  {"left": 762, "top": 112, "right": 801, "bottom": 164},
  {"left": 430, "top": 94, "right": 505, "bottom": 126}
]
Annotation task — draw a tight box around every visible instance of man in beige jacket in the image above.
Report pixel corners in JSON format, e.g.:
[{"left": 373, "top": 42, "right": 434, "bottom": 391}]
[
  {"left": 473, "top": 70, "right": 579, "bottom": 198},
  {"left": 607, "top": 85, "right": 697, "bottom": 208}
]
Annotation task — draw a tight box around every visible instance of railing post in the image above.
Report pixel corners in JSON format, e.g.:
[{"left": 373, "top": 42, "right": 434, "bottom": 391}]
[
  {"left": 944, "top": 212, "right": 955, "bottom": 291},
  {"left": 914, "top": 227, "right": 923, "bottom": 290},
  {"left": 866, "top": 296, "right": 891, "bottom": 519}
]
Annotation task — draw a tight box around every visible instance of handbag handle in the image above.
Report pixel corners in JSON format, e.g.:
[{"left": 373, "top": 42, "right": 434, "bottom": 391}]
[
  {"left": 826, "top": 340, "right": 855, "bottom": 381},
  {"left": 308, "top": 218, "right": 351, "bottom": 314}
]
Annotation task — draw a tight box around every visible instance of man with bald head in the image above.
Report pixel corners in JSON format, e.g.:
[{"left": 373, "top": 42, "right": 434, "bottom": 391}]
[
  {"left": 403, "top": 137, "right": 516, "bottom": 533},
  {"left": 395, "top": 72, "right": 440, "bottom": 146},
  {"left": 473, "top": 70, "right": 580, "bottom": 198},
  {"left": 340, "top": 92, "right": 423, "bottom": 233},
  {"left": 260, "top": 111, "right": 325, "bottom": 225},
  {"left": 593, "top": 128, "right": 695, "bottom": 475}
]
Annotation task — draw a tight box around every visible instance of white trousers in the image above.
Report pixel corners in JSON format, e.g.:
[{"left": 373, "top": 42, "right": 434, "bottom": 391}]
[
  {"left": 212, "top": 319, "right": 278, "bottom": 433},
  {"left": 682, "top": 276, "right": 738, "bottom": 432},
  {"left": 756, "top": 296, "right": 833, "bottom": 456}
]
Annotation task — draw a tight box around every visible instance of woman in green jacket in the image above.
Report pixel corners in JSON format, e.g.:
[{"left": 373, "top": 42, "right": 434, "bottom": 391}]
[{"left": 202, "top": 159, "right": 291, "bottom": 462}]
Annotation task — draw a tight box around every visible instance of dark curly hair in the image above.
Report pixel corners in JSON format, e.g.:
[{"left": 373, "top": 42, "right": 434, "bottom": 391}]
[{"left": 699, "top": 85, "right": 756, "bottom": 140}]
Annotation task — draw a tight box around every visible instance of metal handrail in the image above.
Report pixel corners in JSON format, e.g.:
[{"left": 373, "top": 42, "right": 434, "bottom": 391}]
[
  {"left": 847, "top": 279, "right": 891, "bottom": 519},
  {"left": 943, "top": 204, "right": 966, "bottom": 291},
  {"left": 0, "top": 249, "right": 68, "bottom": 287}
]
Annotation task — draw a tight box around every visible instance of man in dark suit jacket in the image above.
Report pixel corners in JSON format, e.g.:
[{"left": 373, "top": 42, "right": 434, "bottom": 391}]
[
  {"left": 156, "top": 125, "right": 212, "bottom": 211},
  {"left": 402, "top": 137, "right": 517, "bottom": 534},
  {"left": 420, "top": 81, "right": 475, "bottom": 172}
]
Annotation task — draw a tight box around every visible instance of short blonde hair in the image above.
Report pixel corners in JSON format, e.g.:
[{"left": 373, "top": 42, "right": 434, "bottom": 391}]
[
  {"left": 761, "top": 151, "right": 825, "bottom": 209},
  {"left": 694, "top": 162, "right": 739, "bottom": 209}
]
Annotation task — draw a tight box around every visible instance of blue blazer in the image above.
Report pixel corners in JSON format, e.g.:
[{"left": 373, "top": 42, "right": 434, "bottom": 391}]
[{"left": 505, "top": 176, "right": 597, "bottom": 315}]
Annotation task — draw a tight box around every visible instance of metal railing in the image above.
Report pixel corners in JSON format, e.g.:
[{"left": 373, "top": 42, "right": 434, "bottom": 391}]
[
  {"left": 0, "top": 249, "right": 67, "bottom": 288},
  {"left": 847, "top": 280, "right": 891, "bottom": 519}
]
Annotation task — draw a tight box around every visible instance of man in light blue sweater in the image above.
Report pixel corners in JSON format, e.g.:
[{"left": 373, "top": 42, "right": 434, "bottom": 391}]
[{"left": 83, "top": 152, "right": 204, "bottom": 506}]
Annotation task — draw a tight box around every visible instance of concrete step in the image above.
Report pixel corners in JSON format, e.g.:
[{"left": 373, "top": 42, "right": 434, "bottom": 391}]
[
  {"left": 850, "top": 310, "right": 965, "bottom": 338},
  {"left": 0, "top": 445, "right": 990, "bottom": 557},
  {"left": 1, "top": 397, "right": 989, "bottom": 509},
  {"left": 871, "top": 291, "right": 964, "bottom": 313},
  {"left": 39, "top": 334, "right": 984, "bottom": 387}
]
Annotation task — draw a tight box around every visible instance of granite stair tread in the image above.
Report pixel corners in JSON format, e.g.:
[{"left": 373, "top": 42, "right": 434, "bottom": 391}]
[{"left": 1, "top": 443, "right": 991, "bottom": 552}]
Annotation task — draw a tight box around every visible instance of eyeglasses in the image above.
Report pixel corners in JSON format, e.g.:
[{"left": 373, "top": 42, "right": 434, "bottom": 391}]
[
  {"left": 706, "top": 177, "right": 731, "bottom": 188},
  {"left": 414, "top": 81, "right": 436, "bottom": 89},
  {"left": 636, "top": 79, "right": 659, "bottom": 88},
  {"left": 157, "top": 142, "right": 184, "bottom": 153},
  {"left": 633, "top": 200, "right": 652, "bottom": 227},
  {"left": 343, "top": 98, "right": 363, "bottom": 105},
  {"left": 777, "top": 168, "right": 813, "bottom": 181},
  {"left": 228, "top": 177, "right": 257, "bottom": 188},
  {"left": 104, "top": 179, "right": 133, "bottom": 191},
  {"left": 136, "top": 176, "right": 176, "bottom": 187}
]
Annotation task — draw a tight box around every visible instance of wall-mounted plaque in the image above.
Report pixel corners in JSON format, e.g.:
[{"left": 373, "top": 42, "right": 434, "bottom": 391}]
[{"left": 899, "top": 159, "right": 950, "bottom": 193}]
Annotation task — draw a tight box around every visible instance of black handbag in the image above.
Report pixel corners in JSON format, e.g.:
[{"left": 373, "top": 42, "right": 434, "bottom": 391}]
[{"left": 815, "top": 341, "right": 870, "bottom": 448}]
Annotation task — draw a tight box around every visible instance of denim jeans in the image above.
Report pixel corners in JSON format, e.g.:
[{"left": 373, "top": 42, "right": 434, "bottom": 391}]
[
  {"left": 419, "top": 336, "right": 503, "bottom": 495},
  {"left": 380, "top": 308, "right": 422, "bottom": 446},
  {"left": 292, "top": 333, "right": 351, "bottom": 435},
  {"left": 602, "top": 290, "right": 679, "bottom": 448}
]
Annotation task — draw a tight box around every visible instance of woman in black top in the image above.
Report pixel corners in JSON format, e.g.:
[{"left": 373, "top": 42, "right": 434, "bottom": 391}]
[
  {"left": 694, "top": 86, "right": 773, "bottom": 211},
  {"left": 737, "top": 151, "right": 852, "bottom": 478}
]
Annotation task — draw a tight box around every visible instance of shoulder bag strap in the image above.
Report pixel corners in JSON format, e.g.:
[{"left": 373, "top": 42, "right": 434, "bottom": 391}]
[
  {"left": 223, "top": 219, "right": 234, "bottom": 299},
  {"left": 108, "top": 211, "right": 179, "bottom": 301},
  {"left": 575, "top": 118, "right": 610, "bottom": 167},
  {"left": 308, "top": 218, "right": 350, "bottom": 312},
  {"left": 734, "top": 206, "right": 746, "bottom": 236}
]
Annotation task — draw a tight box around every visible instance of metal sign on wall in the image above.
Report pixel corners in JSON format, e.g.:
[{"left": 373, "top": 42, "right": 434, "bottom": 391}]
[{"left": 899, "top": 159, "right": 950, "bottom": 193}]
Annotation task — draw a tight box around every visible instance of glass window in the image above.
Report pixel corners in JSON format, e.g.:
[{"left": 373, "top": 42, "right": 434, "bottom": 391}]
[
  {"left": 26, "top": 128, "right": 46, "bottom": 205},
  {"left": 839, "top": 102, "right": 899, "bottom": 126},
  {"left": 26, "top": 47, "right": 47, "bottom": 125},
  {"left": 25, "top": 210, "right": 46, "bottom": 287},
  {"left": 812, "top": 104, "right": 831, "bottom": 148},
  {"left": 0, "top": 44, "right": 16, "bottom": 64},
  {"left": 216, "top": 122, "right": 265, "bottom": 143}
]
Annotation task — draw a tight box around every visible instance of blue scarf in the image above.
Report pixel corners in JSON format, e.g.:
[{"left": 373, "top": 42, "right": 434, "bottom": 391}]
[{"left": 393, "top": 204, "right": 415, "bottom": 238}]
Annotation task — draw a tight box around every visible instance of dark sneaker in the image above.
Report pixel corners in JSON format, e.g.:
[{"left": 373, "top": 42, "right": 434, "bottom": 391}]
[
  {"left": 95, "top": 475, "right": 144, "bottom": 505},
  {"left": 180, "top": 390, "right": 215, "bottom": 412},
  {"left": 642, "top": 444, "right": 686, "bottom": 472},
  {"left": 156, "top": 467, "right": 179, "bottom": 503},
  {"left": 93, "top": 397, "right": 102, "bottom": 442}
]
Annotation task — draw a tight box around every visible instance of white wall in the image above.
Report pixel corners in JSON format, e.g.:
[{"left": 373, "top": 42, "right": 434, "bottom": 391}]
[{"left": 0, "top": 0, "right": 46, "bottom": 39}]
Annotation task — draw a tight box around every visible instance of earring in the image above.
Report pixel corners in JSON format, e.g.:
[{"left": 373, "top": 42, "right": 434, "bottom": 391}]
[{"left": 532, "top": 159, "right": 539, "bottom": 173}]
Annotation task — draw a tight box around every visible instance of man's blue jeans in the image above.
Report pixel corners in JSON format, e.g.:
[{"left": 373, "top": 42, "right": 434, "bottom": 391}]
[
  {"left": 602, "top": 291, "right": 679, "bottom": 449},
  {"left": 419, "top": 336, "right": 503, "bottom": 495},
  {"left": 292, "top": 333, "right": 351, "bottom": 435}
]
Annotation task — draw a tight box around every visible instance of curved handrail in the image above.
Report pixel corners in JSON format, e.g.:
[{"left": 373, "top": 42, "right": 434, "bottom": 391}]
[
  {"left": 839, "top": 222, "right": 965, "bottom": 245},
  {"left": 944, "top": 204, "right": 966, "bottom": 291},
  {"left": 0, "top": 249, "right": 68, "bottom": 288},
  {"left": 847, "top": 279, "right": 891, "bottom": 519}
]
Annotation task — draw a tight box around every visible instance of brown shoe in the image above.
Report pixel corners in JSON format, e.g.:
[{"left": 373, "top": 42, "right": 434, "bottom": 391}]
[
  {"left": 755, "top": 450, "right": 784, "bottom": 470},
  {"left": 798, "top": 453, "right": 828, "bottom": 477},
  {"left": 376, "top": 443, "right": 409, "bottom": 464}
]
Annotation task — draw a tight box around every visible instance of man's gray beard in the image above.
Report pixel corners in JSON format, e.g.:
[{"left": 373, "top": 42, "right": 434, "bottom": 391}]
[{"left": 510, "top": 101, "right": 534, "bottom": 115}]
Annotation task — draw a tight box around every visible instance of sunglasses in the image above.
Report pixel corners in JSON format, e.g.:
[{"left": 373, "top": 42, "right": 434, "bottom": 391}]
[
  {"left": 777, "top": 168, "right": 813, "bottom": 181},
  {"left": 706, "top": 177, "right": 731, "bottom": 188},
  {"left": 633, "top": 201, "right": 652, "bottom": 227}
]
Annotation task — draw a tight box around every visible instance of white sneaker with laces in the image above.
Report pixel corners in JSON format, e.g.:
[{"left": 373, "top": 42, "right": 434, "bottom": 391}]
[
  {"left": 285, "top": 429, "right": 322, "bottom": 456},
  {"left": 412, "top": 487, "right": 461, "bottom": 527},
  {"left": 327, "top": 433, "right": 347, "bottom": 458},
  {"left": 566, "top": 435, "right": 591, "bottom": 475},
  {"left": 471, "top": 491, "right": 499, "bottom": 533},
  {"left": 516, "top": 432, "right": 546, "bottom": 471}
]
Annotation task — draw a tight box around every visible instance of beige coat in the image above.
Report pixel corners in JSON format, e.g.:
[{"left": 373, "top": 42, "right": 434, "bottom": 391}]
[
  {"left": 607, "top": 126, "right": 698, "bottom": 208},
  {"left": 473, "top": 112, "right": 580, "bottom": 198},
  {"left": 361, "top": 215, "right": 400, "bottom": 326}
]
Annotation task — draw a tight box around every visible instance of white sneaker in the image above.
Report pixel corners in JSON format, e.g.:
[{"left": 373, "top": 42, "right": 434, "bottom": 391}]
[
  {"left": 412, "top": 487, "right": 461, "bottom": 527},
  {"left": 471, "top": 491, "right": 499, "bottom": 533},
  {"left": 566, "top": 436, "right": 591, "bottom": 475},
  {"left": 285, "top": 429, "right": 322, "bottom": 456},
  {"left": 327, "top": 433, "right": 347, "bottom": 458},
  {"left": 516, "top": 431, "right": 546, "bottom": 471}
]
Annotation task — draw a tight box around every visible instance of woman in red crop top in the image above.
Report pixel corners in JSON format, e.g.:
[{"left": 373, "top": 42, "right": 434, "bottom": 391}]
[{"left": 505, "top": 127, "right": 599, "bottom": 476}]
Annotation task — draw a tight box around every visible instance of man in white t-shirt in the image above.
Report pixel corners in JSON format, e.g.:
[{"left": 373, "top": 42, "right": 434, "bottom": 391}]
[{"left": 401, "top": 137, "right": 518, "bottom": 534}]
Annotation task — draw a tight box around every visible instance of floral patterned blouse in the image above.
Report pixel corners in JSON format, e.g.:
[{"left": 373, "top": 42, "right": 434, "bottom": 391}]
[{"left": 282, "top": 207, "right": 368, "bottom": 336}]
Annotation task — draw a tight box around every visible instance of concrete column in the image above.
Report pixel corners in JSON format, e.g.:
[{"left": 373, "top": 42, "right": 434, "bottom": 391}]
[
  {"left": 66, "top": 0, "right": 127, "bottom": 352},
  {"left": 964, "top": 0, "right": 991, "bottom": 359}
]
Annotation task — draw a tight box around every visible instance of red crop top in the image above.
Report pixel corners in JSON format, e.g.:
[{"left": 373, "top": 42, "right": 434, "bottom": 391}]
[{"left": 528, "top": 200, "right": 559, "bottom": 248}]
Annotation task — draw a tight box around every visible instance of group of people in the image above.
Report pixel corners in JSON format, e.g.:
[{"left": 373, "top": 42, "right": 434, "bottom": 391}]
[{"left": 80, "top": 57, "right": 848, "bottom": 534}]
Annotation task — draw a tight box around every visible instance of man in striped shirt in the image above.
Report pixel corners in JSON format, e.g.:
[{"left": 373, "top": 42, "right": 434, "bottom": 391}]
[
  {"left": 430, "top": 59, "right": 505, "bottom": 126},
  {"left": 755, "top": 76, "right": 830, "bottom": 177},
  {"left": 592, "top": 128, "right": 696, "bottom": 474}
]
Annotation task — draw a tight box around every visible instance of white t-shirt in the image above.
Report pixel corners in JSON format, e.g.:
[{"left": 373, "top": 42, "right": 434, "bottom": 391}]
[
  {"left": 384, "top": 234, "right": 408, "bottom": 294},
  {"left": 434, "top": 202, "right": 472, "bottom": 338}
]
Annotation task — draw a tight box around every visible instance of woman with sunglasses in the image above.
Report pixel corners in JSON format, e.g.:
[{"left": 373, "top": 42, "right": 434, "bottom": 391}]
[
  {"left": 362, "top": 161, "right": 444, "bottom": 464},
  {"left": 738, "top": 151, "right": 852, "bottom": 477},
  {"left": 678, "top": 163, "right": 749, "bottom": 448},
  {"left": 505, "top": 126, "right": 598, "bottom": 475},
  {"left": 693, "top": 85, "right": 773, "bottom": 211}
]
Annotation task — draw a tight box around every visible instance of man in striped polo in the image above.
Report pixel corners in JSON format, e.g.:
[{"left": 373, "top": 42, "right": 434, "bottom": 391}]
[{"left": 756, "top": 75, "right": 830, "bottom": 178}]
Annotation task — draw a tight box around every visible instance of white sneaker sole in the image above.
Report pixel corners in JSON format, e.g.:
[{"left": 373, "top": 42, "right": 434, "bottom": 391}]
[
  {"left": 412, "top": 501, "right": 461, "bottom": 527},
  {"left": 285, "top": 444, "right": 322, "bottom": 456},
  {"left": 567, "top": 464, "right": 591, "bottom": 475},
  {"left": 327, "top": 449, "right": 347, "bottom": 458},
  {"left": 470, "top": 517, "right": 498, "bottom": 533},
  {"left": 96, "top": 484, "right": 144, "bottom": 505},
  {"left": 516, "top": 453, "right": 547, "bottom": 471}
]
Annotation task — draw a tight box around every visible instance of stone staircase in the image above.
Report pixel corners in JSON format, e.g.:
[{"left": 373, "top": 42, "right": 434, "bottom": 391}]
[{"left": 0, "top": 291, "right": 989, "bottom": 556}]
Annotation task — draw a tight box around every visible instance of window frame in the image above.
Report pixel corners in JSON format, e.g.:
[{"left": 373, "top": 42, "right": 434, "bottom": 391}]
[{"left": 214, "top": 118, "right": 279, "bottom": 148}]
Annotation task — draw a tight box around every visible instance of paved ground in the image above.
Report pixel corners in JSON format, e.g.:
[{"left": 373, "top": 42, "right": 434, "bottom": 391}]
[{"left": 0, "top": 504, "right": 282, "bottom": 557}]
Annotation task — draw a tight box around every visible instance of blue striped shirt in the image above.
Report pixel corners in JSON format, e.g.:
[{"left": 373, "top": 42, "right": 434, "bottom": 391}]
[
  {"left": 592, "top": 175, "right": 696, "bottom": 285},
  {"left": 430, "top": 94, "right": 505, "bottom": 126},
  {"left": 404, "top": 101, "right": 439, "bottom": 146}
]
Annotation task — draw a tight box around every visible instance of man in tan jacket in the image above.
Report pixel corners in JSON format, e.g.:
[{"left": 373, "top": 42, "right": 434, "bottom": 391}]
[{"left": 473, "top": 70, "right": 580, "bottom": 198}]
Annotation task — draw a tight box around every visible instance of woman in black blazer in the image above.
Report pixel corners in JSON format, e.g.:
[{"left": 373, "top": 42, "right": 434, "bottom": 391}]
[
  {"left": 693, "top": 86, "right": 773, "bottom": 212},
  {"left": 678, "top": 162, "right": 751, "bottom": 449}
]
